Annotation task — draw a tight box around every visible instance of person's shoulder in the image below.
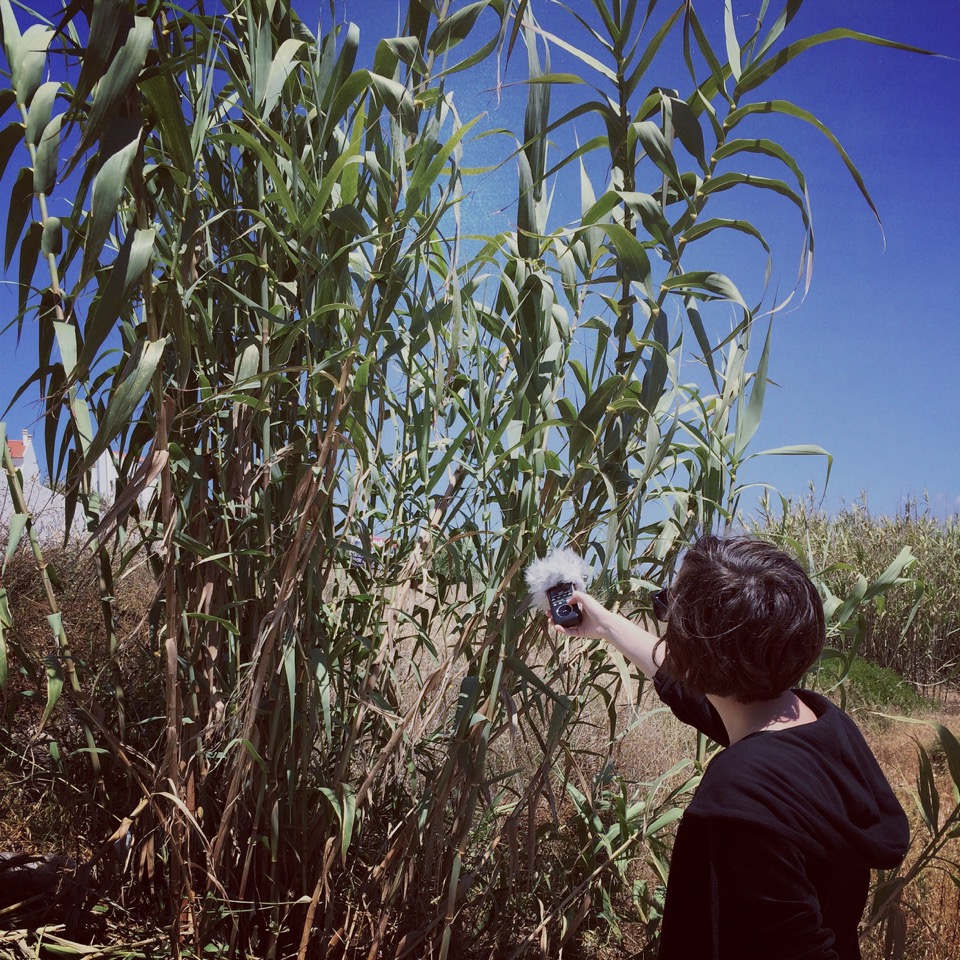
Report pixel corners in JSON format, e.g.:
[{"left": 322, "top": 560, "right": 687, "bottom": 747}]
[
  {"left": 795, "top": 690, "right": 876, "bottom": 748},
  {"left": 692, "top": 701, "right": 854, "bottom": 805},
  {"left": 796, "top": 689, "right": 841, "bottom": 720},
  {"left": 688, "top": 693, "right": 908, "bottom": 864}
]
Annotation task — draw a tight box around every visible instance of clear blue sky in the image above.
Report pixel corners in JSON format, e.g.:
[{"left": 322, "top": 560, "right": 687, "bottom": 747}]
[
  {"left": 1, "top": 1, "right": 958, "bottom": 519},
  {"left": 724, "top": 2, "right": 960, "bottom": 521}
]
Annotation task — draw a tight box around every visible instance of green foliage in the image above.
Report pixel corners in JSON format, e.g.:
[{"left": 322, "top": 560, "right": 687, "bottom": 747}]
[
  {"left": 751, "top": 491, "right": 960, "bottom": 697},
  {"left": 0, "top": 0, "right": 941, "bottom": 956},
  {"left": 862, "top": 718, "right": 960, "bottom": 959},
  {"left": 841, "top": 657, "right": 926, "bottom": 713}
]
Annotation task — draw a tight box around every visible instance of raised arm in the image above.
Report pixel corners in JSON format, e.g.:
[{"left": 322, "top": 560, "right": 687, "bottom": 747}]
[{"left": 551, "top": 591, "right": 663, "bottom": 680}]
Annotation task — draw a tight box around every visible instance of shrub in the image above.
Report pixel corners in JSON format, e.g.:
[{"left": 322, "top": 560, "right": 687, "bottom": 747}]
[
  {"left": 842, "top": 657, "right": 927, "bottom": 713},
  {"left": 750, "top": 492, "right": 960, "bottom": 698}
]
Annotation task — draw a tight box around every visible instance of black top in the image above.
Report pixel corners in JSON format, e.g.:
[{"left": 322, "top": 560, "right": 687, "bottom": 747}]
[{"left": 654, "top": 670, "right": 909, "bottom": 960}]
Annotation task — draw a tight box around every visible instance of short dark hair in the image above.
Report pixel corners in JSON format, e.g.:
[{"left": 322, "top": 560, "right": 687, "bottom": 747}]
[{"left": 658, "top": 536, "right": 825, "bottom": 703}]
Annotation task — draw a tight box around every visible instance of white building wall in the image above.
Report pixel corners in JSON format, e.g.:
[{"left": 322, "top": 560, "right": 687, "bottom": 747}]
[
  {"left": 90, "top": 450, "right": 119, "bottom": 501},
  {"left": 90, "top": 449, "right": 158, "bottom": 511},
  {"left": 11, "top": 429, "right": 40, "bottom": 483},
  {"left": 2, "top": 430, "right": 158, "bottom": 544}
]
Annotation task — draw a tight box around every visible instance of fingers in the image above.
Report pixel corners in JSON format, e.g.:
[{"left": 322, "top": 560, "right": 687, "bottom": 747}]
[{"left": 549, "top": 590, "right": 604, "bottom": 638}]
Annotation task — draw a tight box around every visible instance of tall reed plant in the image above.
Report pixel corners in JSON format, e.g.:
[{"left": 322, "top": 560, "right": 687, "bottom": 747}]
[{"left": 0, "top": 1, "right": 935, "bottom": 955}]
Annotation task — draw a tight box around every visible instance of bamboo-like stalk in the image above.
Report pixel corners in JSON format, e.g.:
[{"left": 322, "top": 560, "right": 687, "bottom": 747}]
[
  {"left": 5, "top": 94, "right": 105, "bottom": 787},
  {"left": 0, "top": 2, "right": 940, "bottom": 957}
]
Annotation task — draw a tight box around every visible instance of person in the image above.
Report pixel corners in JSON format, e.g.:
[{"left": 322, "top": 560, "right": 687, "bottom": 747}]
[{"left": 551, "top": 535, "right": 909, "bottom": 960}]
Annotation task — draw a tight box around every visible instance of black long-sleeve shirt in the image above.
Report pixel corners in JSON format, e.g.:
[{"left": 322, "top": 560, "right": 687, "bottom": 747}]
[{"left": 654, "top": 670, "right": 909, "bottom": 960}]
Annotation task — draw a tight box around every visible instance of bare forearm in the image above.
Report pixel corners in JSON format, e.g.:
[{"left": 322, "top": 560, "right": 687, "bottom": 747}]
[
  {"left": 597, "top": 610, "right": 663, "bottom": 679},
  {"left": 555, "top": 591, "right": 664, "bottom": 680}
]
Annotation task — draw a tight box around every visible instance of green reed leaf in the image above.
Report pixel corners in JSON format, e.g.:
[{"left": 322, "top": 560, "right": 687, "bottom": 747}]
[
  {"left": 39, "top": 646, "right": 64, "bottom": 729},
  {"left": 5, "top": 166, "right": 32, "bottom": 270},
  {"left": 737, "top": 28, "right": 939, "bottom": 95},
  {"left": 81, "top": 125, "right": 141, "bottom": 283},
  {"left": 40, "top": 216, "right": 61, "bottom": 256},
  {"left": 429, "top": 0, "right": 492, "bottom": 53},
  {"left": 4, "top": 513, "right": 28, "bottom": 566},
  {"left": 727, "top": 99, "right": 879, "bottom": 225},
  {"left": 528, "top": 19, "right": 617, "bottom": 81},
  {"left": 72, "top": 0, "right": 128, "bottom": 109},
  {"left": 0, "top": 0, "right": 21, "bottom": 69},
  {"left": 141, "top": 71, "right": 195, "bottom": 175},
  {"left": 262, "top": 37, "right": 305, "bottom": 115},
  {"left": 24, "top": 80, "right": 58, "bottom": 145},
  {"left": 598, "top": 222, "right": 652, "bottom": 285},
  {"left": 33, "top": 113, "right": 62, "bottom": 196},
  {"left": 734, "top": 321, "right": 772, "bottom": 458},
  {"left": 661, "top": 270, "right": 749, "bottom": 310},
  {"left": 624, "top": 3, "right": 685, "bottom": 99},
  {"left": 750, "top": 0, "right": 804, "bottom": 64},
  {"left": 13, "top": 24, "right": 51, "bottom": 106},
  {"left": 84, "top": 337, "right": 166, "bottom": 468},
  {"left": 78, "top": 227, "right": 155, "bottom": 380},
  {"left": 79, "top": 17, "right": 153, "bottom": 161},
  {"left": 934, "top": 724, "right": 960, "bottom": 798}
]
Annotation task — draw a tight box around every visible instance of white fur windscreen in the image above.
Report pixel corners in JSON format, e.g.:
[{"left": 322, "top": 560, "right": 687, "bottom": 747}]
[{"left": 525, "top": 548, "right": 590, "bottom": 614}]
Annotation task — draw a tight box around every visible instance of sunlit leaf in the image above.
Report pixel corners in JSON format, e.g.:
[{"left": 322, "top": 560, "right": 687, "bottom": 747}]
[
  {"left": 41, "top": 215, "right": 61, "bottom": 256},
  {"left": 524, "top": 18, "right": 617, "bottom": 81},
  {"left": 84, "top": 337, "right": 167, "bottom": 467},
  {"left": 81, "top": 124, "right": 141, "bottom": 283},
  {"left": 5, "top": 166, "right": 32, "bottom": 270},
  {"left": 33, "top": 113, "right": 62, "bottom": 195},
  {"left": 727, "top": 99, "right": 879, "bottom": 225},
  {"left": 141, "top": 71, "right": 194, "bottom": 175},
  {"left": 3, "top": 513, "right": 28, "bottom": 566},
  {"left": 598, "top": 222, "right": 652, "bottom": 285},
  {"left": 78, "top": 17, "right": 153, "bottom": 162},
  {"left": 428, "top": 0, "right": 491, "bottom": 53},
  {"left": 723, "top": 0, "right": 741, "bottom": 81},
  {"left": 78, "top": 227, "right": 155, "bottom": 380},
  {"left": 734, "top": 321, "right": 772, "bottom": 457},
  {"left": 72, "top": 0, "right": 128, "bottom": 109},
  {"left": 0, "top": 0, "right": 21, "bottom": 70},
  {"left": 13, "top": 23, "right": 52, "bottom": 106},
  {"left": 737, "top": 27, "right": 938, "bottom": 95},
  {"left": 661, "top": 270, "right": 749, "bottom": 310},
  {"left": 262, "top": 37, "right": 305, "bottom": 115},
  {"left": 24, "top": 80, "right": 58, "bottom": 144}
]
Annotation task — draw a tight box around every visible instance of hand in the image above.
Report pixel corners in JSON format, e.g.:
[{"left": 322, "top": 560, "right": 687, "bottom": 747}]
[
  {"left": 549, "top": 590, "right": 615, "bottom": 641},
  {"left": 548, "top": 590, "right": 663, "bottom": 680}
]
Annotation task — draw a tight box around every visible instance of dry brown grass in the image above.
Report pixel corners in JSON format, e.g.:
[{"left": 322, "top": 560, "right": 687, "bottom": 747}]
[
  {"left": 0, "top": 543, "right": 158, "bottom": 867},
  {"left": 856, "top": 699, "right": 960, "bottom": 960}
]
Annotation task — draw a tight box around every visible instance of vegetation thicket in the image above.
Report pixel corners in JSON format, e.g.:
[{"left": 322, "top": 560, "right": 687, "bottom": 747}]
[
  {"left": 0, "top": 1, "right": 955, "bottom": 957},
  {"left": 751, "top": 491, "right": 960, "bottom": 700}
]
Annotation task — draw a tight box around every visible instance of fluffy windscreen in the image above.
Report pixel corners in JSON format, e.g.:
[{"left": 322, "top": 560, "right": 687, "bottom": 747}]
[{"left": 525, "top": 548, "right": 590, "bottom": 613}]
